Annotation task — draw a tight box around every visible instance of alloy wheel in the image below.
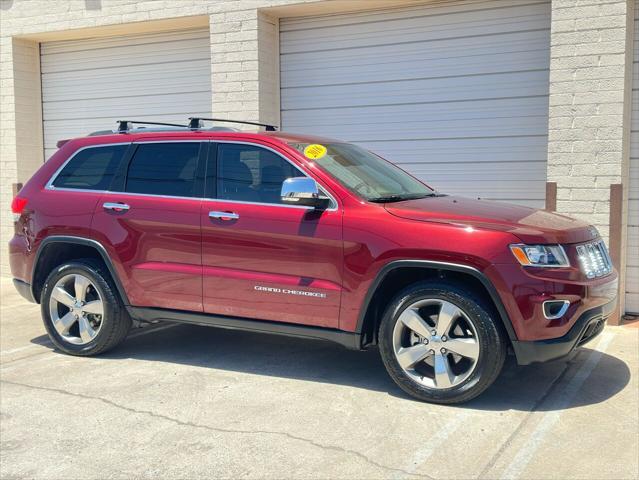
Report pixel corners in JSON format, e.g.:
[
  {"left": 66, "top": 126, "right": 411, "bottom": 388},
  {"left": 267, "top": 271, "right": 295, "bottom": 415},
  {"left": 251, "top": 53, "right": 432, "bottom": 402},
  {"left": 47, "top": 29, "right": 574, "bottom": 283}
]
[
  {"left": 48, "top": 273, "right": 104, "bottom": 345},
  {"left": 392, "top": 298, "right": 480, "bottom": 389}
]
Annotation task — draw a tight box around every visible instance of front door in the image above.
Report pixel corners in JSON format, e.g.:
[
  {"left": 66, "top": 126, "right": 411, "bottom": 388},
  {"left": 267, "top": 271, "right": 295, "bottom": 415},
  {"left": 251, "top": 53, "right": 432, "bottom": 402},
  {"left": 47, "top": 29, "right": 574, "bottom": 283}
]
[
  {"left": 92, "top": 140, "right": 206, "bottom": 312},
  {"left": 201, "top": 142, "right": 343, "bottom": 328}
]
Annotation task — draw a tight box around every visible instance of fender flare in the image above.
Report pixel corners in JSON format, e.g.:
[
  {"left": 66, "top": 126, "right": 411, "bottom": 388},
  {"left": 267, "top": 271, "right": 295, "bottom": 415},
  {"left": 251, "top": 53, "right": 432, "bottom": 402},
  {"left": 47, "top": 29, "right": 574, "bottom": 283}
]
[
  {"left": 355, "top": 259, "right": 518, "bottom": 342},
  {"left": 32, "top": 236, "right": 130, "bottom": 305}
]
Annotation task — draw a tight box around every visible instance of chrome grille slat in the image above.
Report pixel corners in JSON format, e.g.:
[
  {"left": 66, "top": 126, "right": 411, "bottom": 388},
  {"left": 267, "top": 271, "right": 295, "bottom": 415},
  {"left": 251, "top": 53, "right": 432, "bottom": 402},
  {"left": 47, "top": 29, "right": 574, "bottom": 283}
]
[{"left": 576, "top": 239, "right": 612, "bottom": 279}]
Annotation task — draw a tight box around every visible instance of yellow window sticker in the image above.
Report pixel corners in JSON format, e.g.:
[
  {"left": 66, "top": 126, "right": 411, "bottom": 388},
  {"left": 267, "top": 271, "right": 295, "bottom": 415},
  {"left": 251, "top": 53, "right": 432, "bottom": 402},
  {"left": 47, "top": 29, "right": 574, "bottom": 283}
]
[{"left": 303, "top": 144, "right": 327, "bottom": 159}]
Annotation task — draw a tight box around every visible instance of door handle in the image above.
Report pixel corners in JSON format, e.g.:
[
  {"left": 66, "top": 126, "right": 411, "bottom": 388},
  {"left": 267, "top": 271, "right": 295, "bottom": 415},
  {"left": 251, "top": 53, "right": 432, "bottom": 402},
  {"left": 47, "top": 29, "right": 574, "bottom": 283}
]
[
  {"left": 209, "top": 211, "right": 239, "bottom": 220},
  {"left": 103, "top": 202, "right": 130, "bottom": 212}
]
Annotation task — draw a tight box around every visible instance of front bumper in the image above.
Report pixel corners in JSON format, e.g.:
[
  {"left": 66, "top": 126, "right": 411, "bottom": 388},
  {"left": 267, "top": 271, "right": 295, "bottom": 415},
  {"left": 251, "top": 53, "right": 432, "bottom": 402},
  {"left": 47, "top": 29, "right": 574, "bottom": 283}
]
[{"left": 511, "top": 298, "right": 614, "bottom": 365}]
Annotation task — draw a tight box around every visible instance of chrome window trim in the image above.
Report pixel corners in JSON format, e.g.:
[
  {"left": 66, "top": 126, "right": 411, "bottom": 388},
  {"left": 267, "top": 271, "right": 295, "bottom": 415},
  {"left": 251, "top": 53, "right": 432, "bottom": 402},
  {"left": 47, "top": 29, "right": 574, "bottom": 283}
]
[
  {"left": 201, "top": 197, "right": 314, "bottom": 210},
  {"left": 45, "top": 142, "right": 132, "bottom": 191},
  {"left": 44, "top": 139, "right": 340, "bottom": 211},
  {"left": 210, "top": 140, "right": 339, "bottom": 211}
]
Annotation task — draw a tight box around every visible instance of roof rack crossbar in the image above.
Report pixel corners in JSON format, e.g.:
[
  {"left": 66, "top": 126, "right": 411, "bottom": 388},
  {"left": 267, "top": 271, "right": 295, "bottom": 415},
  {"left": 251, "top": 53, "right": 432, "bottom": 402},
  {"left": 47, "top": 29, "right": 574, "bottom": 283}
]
[
  {"left": 188, "top": 117, "right": 278, "bottom": 131},
  {"left": 117, "top": 120, "right": 188, "bottom": 133}
]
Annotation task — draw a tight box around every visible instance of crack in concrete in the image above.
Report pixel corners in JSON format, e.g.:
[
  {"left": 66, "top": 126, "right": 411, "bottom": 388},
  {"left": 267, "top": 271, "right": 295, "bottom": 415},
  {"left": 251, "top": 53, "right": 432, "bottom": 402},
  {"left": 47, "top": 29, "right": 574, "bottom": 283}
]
[{"left": 2, "top": 379, "right": 433, "bottom": 480}]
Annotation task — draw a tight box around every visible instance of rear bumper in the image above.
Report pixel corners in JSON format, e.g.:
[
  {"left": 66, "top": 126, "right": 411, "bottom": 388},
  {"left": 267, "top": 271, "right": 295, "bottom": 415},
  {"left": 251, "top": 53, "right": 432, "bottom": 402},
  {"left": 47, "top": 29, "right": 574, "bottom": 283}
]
[
  {"left": 512, "top": 298, "right": 615, "bottom": 365},
  {"left": 12, "top": 279, "right": 36, "bottom": 303}
]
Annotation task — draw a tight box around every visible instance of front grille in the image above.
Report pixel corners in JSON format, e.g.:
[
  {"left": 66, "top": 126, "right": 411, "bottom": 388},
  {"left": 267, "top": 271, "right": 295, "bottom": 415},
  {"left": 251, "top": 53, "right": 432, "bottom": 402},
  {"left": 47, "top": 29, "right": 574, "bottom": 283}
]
[{"left": 576, "top": 239, "right": 613, "bottom": 279}]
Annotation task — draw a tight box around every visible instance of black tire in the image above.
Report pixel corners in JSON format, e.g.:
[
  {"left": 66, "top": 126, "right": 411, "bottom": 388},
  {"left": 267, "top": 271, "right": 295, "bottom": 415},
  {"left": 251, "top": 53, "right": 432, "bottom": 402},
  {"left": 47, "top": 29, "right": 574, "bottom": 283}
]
[
  {"left": 41, "top": 258, "right": 131, "bottom": 356},
  {"left": 378, "top": 281, "right": 507, "bottom": 404}
]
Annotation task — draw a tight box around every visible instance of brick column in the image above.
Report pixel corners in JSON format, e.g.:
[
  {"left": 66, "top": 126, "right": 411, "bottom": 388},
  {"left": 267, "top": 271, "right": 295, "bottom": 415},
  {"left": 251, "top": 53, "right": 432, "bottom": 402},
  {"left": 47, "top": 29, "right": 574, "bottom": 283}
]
[
  {"left": 546, "top": 0, "right": 634, "bottom": 313},
  {"left": 0, "top": 37, "right": 43, "bottom": 276},
  {"left": 209, "top": 9, "right": 279, "bottom": 128},
  {"left": 547, "top": 0, "right": 633, "bottom": 242}
]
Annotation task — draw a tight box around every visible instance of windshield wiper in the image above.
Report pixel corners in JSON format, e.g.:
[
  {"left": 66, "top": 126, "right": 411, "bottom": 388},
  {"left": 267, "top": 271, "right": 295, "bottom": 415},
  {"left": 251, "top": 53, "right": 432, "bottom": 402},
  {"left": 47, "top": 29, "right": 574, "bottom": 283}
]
[{"left": 368, "top": 193, "right": 438, "bottom": 203}]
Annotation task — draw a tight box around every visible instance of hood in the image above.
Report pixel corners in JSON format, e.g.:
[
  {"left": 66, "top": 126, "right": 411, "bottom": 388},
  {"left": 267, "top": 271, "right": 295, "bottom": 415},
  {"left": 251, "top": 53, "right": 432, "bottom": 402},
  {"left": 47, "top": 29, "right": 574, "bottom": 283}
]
[{"left": 384, "top": 196, "right": 598, "bottom": 244}]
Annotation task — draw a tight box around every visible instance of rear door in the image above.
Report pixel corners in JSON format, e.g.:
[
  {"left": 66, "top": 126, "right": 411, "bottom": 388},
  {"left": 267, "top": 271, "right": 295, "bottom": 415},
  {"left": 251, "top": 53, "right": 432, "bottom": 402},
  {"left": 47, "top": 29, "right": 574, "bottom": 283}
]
[
  {"left": 92, "top": 140, "right": 206, "bottom": 312},
  {"left": 201, "top": 141, "right": 343, "bottom": 328}
]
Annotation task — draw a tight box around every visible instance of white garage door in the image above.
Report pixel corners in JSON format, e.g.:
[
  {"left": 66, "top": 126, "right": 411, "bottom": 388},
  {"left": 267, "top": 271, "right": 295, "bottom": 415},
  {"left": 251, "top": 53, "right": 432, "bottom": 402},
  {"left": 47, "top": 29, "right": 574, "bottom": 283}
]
[
  {"left": 627, "top": 4, "right": 639, "bottom": 314},
  {"left": 280, "top": 0, "right": 551, "bottom": 207},
  {"left": 41, "top": 29, "right": 212, "bottom": 159}
]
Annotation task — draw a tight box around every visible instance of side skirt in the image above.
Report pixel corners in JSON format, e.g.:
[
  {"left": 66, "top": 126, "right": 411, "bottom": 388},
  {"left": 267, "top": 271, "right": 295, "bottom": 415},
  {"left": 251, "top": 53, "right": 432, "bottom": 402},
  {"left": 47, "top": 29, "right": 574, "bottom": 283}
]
[{"left": 127, "top": 307, "right": 363, "bottom": 350}]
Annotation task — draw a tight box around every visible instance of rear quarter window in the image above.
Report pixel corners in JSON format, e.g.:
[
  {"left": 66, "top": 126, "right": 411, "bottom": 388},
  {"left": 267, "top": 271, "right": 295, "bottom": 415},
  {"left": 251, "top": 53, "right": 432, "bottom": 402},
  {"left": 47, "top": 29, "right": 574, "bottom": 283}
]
[{"left": 51, "top": 145, "right": 128, "bottom": 191}]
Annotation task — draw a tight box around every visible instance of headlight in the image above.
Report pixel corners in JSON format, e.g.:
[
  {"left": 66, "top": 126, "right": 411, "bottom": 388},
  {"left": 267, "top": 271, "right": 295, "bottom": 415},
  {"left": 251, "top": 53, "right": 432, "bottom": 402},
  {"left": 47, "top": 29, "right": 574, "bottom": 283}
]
[{"left": 510, "top": 244, "right": 570, "bottom": 267}]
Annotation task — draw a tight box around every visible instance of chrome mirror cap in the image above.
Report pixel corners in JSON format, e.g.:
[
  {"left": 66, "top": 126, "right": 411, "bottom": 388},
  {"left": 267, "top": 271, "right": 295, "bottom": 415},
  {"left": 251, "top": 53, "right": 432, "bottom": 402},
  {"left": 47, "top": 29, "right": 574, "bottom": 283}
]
[{"left": 281, "top": 177, "right": 329, "bottom": 209}]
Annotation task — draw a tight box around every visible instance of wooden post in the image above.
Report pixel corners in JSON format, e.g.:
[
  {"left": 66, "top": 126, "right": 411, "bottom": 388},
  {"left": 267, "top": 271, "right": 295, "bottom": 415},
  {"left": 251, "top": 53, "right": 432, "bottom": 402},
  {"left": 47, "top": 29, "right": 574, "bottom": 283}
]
[
  {"left": 545, "top": 182, "right": 557, "bottom": 211},
  {"left": 608, "top": 183, "right": 623, "bottom": 326}
]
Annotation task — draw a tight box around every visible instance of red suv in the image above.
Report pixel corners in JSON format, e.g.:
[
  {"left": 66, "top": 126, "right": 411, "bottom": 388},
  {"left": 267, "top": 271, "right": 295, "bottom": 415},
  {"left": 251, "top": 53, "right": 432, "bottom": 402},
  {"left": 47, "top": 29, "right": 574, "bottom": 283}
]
[{"left": 9, "top": 119, "right": 618, "bottom": 404}]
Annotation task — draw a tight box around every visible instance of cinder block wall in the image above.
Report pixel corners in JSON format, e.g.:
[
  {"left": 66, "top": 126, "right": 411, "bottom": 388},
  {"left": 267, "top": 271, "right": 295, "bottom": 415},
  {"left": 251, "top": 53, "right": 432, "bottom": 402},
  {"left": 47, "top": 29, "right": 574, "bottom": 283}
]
[
  {"left": 547, "top": 0, "right": 632, "bottom": 241},
  {"left": 546, "top": 0, "right": 634, "bottom": 309}
]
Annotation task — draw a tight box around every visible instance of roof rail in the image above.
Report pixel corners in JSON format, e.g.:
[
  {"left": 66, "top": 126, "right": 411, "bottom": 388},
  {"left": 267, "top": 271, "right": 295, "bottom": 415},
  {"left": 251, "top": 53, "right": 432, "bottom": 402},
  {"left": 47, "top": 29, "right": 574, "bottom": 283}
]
[
  {"left": 188, "top": 117, "right": 278, "bottom": 131},
  {"left": 117, "top": 120, "right": 188, "bottom": 133}
]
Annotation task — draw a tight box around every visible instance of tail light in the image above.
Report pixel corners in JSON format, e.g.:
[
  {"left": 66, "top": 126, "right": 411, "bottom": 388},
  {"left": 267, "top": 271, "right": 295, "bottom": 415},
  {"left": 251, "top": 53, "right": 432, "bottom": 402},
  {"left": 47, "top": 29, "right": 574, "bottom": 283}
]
[{"left": 11, "top": 196, "right": 28, "bottom": 221}]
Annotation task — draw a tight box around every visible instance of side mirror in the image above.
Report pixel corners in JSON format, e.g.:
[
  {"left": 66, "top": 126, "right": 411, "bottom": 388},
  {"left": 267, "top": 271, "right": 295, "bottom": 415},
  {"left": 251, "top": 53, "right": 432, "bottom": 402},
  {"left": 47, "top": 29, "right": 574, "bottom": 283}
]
[{"left": 281, "top": 177, "right": 330, "bottom": 209}]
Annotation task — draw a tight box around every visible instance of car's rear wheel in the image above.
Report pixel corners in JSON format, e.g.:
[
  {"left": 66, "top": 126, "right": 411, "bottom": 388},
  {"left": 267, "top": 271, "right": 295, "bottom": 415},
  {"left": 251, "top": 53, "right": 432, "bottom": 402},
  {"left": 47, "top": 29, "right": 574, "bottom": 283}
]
[
  {"left": 379, "top": 281, "right": 506, "bottom": 404},
  {"left": 41, "top": 259, "right": 131, "bottom": 356}
]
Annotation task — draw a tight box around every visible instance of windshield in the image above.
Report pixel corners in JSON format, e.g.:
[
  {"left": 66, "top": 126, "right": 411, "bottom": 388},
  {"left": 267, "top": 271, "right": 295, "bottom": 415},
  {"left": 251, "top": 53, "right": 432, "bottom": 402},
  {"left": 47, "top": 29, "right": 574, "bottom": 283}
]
[{"left": 290, "top": 142, "right": 435, "bottom": 202}]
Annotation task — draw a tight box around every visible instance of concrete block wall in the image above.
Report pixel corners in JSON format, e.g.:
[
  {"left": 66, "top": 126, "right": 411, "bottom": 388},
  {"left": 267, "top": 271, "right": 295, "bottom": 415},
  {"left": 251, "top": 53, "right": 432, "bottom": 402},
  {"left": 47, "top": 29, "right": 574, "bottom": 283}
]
[
  {"left": 547, "top": 0, "right": 633, "bottom": 244},
  {"left": 0, "top": 36, "right": 42, "bottom": 276},
  {"left": 546, "top": 0, "right": 635, "bottom": 312}
]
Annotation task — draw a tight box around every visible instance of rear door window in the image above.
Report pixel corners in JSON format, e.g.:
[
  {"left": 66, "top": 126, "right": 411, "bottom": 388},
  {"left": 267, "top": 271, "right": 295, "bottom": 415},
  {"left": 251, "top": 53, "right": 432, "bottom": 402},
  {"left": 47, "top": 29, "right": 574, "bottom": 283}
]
[
  {"left": 52, "top": 144, "right": 128, "bottom": 190},
  {"left": 125, "top": 142, "right": 201, "bottom": 197}
]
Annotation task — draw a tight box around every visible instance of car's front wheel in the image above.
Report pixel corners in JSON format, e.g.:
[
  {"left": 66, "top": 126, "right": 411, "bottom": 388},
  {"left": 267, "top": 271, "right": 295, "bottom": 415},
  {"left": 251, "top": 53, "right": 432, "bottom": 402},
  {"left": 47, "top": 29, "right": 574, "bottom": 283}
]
[
  {"left": 41, "top": 259, "right": 131, "bottom": 356},
  {"left": 379, "top": 281, "right": 507, "bottom": 404}
]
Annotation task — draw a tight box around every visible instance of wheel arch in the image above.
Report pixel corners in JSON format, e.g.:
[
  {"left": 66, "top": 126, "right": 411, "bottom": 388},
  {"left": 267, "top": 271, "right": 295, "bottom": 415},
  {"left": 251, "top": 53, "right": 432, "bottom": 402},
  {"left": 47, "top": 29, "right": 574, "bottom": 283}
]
[
  {"left": 31, "top": 236, "right": 129, "bottom": 306},
  {"left": 356, "top": 260, "right": 517, "bottom": 347}
]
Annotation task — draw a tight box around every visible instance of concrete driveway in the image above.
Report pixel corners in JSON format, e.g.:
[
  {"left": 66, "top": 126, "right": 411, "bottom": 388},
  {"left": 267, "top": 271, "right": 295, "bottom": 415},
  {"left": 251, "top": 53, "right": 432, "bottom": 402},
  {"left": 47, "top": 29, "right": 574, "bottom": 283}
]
[{"left": 1, "top": 276, "right": 637, "bottom": 480}]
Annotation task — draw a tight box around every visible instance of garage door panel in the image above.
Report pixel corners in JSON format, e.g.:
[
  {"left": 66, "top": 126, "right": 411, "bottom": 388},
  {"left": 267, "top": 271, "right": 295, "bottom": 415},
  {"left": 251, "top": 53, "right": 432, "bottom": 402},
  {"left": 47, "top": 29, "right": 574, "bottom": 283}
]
[
  {"left": 630, "top": 89, "right": 639, "bottom": 129},
  {"left": 281, "top": 33, "right": 549, "bottom": 88},
  {"left": 43, "top": 68, "right": 211, "bottom": 103},
  {"left": 627, "top": 265, "right": 639, "bottom": 287},
  {"left": 43, "top": 91, "right": 210, "bottom": 121},
  {"left": 628, "top": 227, "right": 639, "bottom": 251},
  {"left": 41, "top": 61, "right": 211, "bottom": 100},
  {"left": 282, "top": 71, "right": 550, "bottom": 110},
  {"left": 630, "top": 163, "right": 639, "bottom": 198},
  {"left": 41, "top": 28, "right": 212, "bottom": 160},
  {"left": 281, "top": 31, "right": 548, "bottom": 72},
  {"left": 626, "top": 293, "right": 639, "bottom": 312},
  {"left": 281, "top": 1, "right": 549, "bottom": 53},
  {"left": 282, "top": 115, "right": 546, "bottom": 143},
  {"left": 41, "top": 45, "right": 210, "bottom": 74},
  {"left": 282, "top": 0, "right": 545, "bottom": 30},
  {"left": 352, "top": 137, "right": 548, "bottom": 164},
  {"left": 629, "top": 201, "right": 639, "bottom": 227},
  {"left": 40, "top": 32, "right": 210, "bottom": 72},
  {"left": 283, "top": 97, "right": 548, "bottom": 127}
]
